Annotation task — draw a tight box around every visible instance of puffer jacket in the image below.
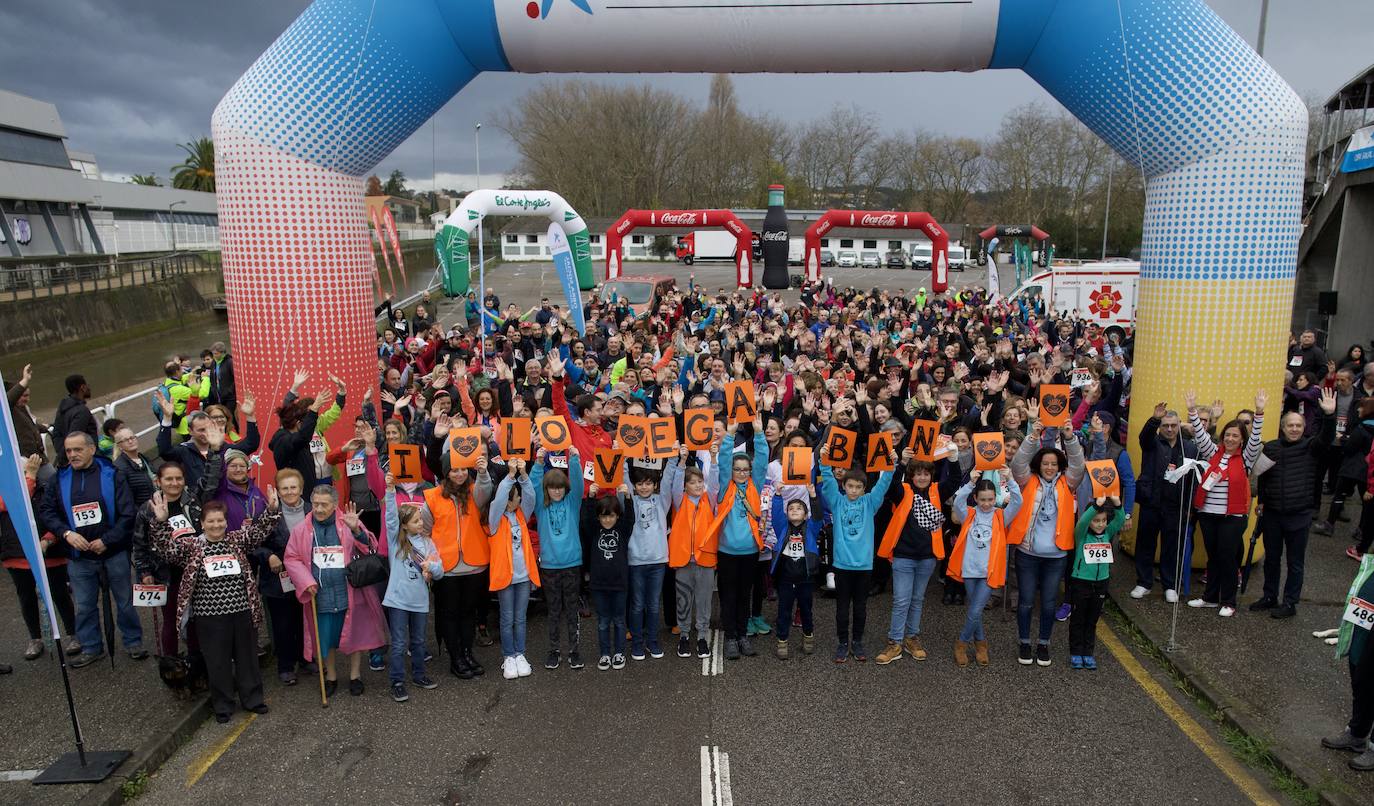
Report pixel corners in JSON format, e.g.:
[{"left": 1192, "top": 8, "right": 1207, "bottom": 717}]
[
  {"left": 1258, "top": 413, "right": 1335, "bottom": 514},
  {"left": 1337, "top": 420, "right": 1374, "bottom": 483}
]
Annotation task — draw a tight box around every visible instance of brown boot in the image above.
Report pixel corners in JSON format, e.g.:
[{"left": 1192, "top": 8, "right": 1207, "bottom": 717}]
[
  {"left": 903, "top": 636, "right": 927, "bottom": 661},
  {"left": 875, "top": 640, "right": 903, "bottom": 665},
  {"left": 954, "top": 640, "right": 969, "bottom": 667},
  {"left": 974, "top": 640, "right": 990, "bottom": 666}
]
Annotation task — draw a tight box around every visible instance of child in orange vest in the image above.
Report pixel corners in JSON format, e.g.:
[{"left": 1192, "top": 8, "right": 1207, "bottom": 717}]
[
  {"left": 669, "top": 444, "right": 719, "bottom": 660},
  {"left": 487, "top": 460, "right": 537, "bottom": 681},
  {"left": 949, "top": 473, "right": 1023, "bottom": 667}
]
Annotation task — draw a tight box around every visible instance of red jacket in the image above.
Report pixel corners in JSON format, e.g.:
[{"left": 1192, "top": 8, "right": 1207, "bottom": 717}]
[{"left": 552, "top": 377, "right": 613, "bottom": 494}]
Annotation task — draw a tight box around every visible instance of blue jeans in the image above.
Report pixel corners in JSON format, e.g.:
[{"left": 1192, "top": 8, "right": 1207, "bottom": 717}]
[
  {"left": 69, "top": 553, "right": 143, "bottom": 654},
  {"left": 497, "top": 581, "right": 531, "bottom": 658},
  {"left": 386, "top": 607, "right": 428, "bottom": 684},
  {"left": 1015, "top": 551, "right": 1067, "bottom": 645},
  {"left": 593, "top": 590, "right": 628, "bottom": 657},
  {"left": 629, "top": 563, "right": 666, "bottom": 654},
  {"left": 959, "top": 578, "right": 992, "bottom": 642},
  {"left": 888, "top": 557, "right": 937, "bottom": 642}
]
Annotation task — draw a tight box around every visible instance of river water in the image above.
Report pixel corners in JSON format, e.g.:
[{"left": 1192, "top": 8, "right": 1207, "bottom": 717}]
[{"left": 3, "top": 250, "right": 442, "bottom": 422}]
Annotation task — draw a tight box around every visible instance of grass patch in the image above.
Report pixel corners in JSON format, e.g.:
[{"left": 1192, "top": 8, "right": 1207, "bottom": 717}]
[
  {"left": 1106, "top": 602, "right": 1319, "bottom": 805},
  {"left": 120, "top": 770, "right": 149, "bottom": 801}
]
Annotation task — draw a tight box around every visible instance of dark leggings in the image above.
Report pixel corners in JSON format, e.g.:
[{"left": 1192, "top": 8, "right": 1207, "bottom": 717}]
[
  {"left": 716, "top": 552, "right": 757, "bottom": 640},
  {"left": 750, "top": 557, "right": 769, "bottom": 619},
  {"left": 1359, "top": 498, "right": 1374, "bottom": 555},
  {"left": 7, "top": 565, "right": 77, "bottom": 640},
  {"left": 433, "top": 572, "right": 487, "bottom": 662},
  {"left": 1198, "top": 512, "right": 1247, "bottom": 607},
  {"left": 834, "top": 569, "right": 871, "bottom": 644},
  {"left": 1329, "top": 478, "right": 1365, "bottom": 525}
]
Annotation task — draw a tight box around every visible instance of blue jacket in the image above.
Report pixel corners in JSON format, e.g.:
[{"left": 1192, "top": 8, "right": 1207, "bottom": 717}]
[
  {"left": 531, "top": 455, "right": 584, "bottom": 570},
  {"left": 40, "top": 456, "right": 134, "bottom": 559},
  {"left": 819, "top": 464, "right": 893, "bottom": 571},
  {"left": 768, "top": 495, "right": 822, "bottom": 576}
]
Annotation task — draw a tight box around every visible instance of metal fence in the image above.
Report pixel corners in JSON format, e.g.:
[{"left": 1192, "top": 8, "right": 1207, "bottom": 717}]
[{"left": 0, "top": 252, "right": 219, "bottom": 302}]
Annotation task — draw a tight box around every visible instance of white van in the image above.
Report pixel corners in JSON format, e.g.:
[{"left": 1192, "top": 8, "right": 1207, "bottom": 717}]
[
  {"left": 947, "top": 244, "right": 968, "bottom": 271},
  {"left": 909, "top": 242, "right": 933, "bottom": 269},
  {"left": 1008, "top": 260, "right": 1140, "bottom": 339}
]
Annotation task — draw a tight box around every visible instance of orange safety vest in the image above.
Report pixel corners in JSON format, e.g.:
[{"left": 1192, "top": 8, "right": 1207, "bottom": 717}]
[
  {"left": 423, "top": 486, "right": 489, "bottom": 571},
  {"left": 669, "top": 494, "right": 718, "bottom": 569},
  {"left": 1007, "top": 475, "right": 1076, "bottom": 551},
  {"left": 878, "top": 484, "right": 943, "bottom": 561},
  {"left": 946, "top": 507, "right": 1009, "bottom": 588},
  {"left": 487, "top": 509, "right": 540, "bottom": 591},
  {"left": 708, "top": 480, "right": 763, "bottom": 551}
]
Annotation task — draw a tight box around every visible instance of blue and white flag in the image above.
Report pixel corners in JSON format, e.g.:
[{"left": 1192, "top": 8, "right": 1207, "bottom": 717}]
[
  {"left": 548, "top": 223, "right": 586, "bottom": 337},
  {"left": 0, "top": 372, "right": 62, "bottom": 638},
  {"left": 1342, "top": 125, "right": 1374, "bottom": 174}
]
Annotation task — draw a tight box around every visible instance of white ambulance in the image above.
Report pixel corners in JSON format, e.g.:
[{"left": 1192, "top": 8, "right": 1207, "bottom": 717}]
[{"left": 1008, "top": 259, "right": 1140, "bottom": 339}]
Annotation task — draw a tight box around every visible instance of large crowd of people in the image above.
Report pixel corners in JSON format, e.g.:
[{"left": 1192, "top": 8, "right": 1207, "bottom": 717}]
[{"left": 3, "top": 276, "right": 1374, "bottom": 766}]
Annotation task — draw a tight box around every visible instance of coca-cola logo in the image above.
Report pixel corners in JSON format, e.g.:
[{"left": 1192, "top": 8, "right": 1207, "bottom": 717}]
[
  {"left": 660, "top": 212, "right": 698, "bottom": 226},
  {"left": 860, "top": 214, "right": 898, "bottom": 227},
  {"left": 762, "top": 230, "right": 787, "bottom": 241},
  {"left": 616, "top": 218, "right": 634, "bottom": 235},
  {"left": 816, "top": 221, "right": 832, "bottom": 236},
  {"left": 725, "top": 222, "right": 742, "bottom": 234}
]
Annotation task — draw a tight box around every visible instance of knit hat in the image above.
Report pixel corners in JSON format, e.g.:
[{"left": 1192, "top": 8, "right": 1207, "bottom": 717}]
[
  {"left": 1094, "top": 411, "right": 1116, "bottom": 430},
  {"left": 224, "top": 448, "right": 249, "bottom": 468}
]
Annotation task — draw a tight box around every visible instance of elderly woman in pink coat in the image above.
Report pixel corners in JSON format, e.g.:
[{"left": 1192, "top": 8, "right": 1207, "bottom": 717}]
[{"left": 284, "top": 484, "right": 386, "bottom": 697}]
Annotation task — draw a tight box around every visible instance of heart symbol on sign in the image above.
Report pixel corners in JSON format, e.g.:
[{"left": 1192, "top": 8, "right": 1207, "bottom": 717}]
[
  {"left": 620, "top": 425, "right": 646, "bottom": 448},
  {"left": 454, "top": 436, "right": 479, "bottom": 456},
  {"left": 1041, "top": 393, "right": 1068, "bottom": 417},
  {"left": 975, "top": 439, "right": 1002, "bottom": 461},
  {"left": 1091, "top": 467, "right": 1117, "bottom": 487}
]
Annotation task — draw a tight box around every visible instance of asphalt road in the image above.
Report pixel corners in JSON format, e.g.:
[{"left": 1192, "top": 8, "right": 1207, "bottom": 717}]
[{"left": 128, "top": 589, "right": 1266, "bottom": 805}]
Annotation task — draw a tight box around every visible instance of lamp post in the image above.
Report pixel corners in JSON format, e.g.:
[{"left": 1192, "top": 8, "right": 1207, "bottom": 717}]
[
  {"left": 475, "top": 123, "right": 485, "bottom": 356},
  {"left": 168, "top": 200, "right": 186, "bottom": 254}
]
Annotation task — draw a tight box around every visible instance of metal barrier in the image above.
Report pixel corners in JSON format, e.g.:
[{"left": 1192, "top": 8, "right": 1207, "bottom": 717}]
[{"left": 0, "top": 252, "right": 219, "bottom": 302}]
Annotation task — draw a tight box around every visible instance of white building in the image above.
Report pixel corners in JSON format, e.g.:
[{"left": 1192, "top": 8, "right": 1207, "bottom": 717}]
[{"left": 0, "top": 88, "right": 218, "bottom": 259}]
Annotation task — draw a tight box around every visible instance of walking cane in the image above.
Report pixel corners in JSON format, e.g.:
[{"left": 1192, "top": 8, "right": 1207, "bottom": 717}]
[{"left": 310, "top": 595, "right": 328, "bottom": 709}]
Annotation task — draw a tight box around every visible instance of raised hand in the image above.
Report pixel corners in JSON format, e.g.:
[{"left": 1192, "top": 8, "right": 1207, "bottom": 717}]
[
  {"left": 239, "top": 392, "right": 256, "bottom": 419},
  {"left": 1152, "top": 401, "right": 1168, "bottom": 420},
  {"left": 1184, "top": 391, "right": 1198, "bottom": 412},
  {"left": 291, "top": 369, "right": 310, "bottom": 391},
  {"left": 341, "top": 502, "right": 361, "bottom": 532},
  {"left": 546, "top": 352, "right": 564, "bottom": 377},
  {"left": 20, "top": 363, "right": 32, "bottom": 387},
  {"left": 205, "top": 420, "right": 226, "bottom": 450},
  {"left": 433, "top": 414, "right": 452, "bottom": 438},
  {"left": 1254, "top": 389, "right": 1267, "bottom": 416},
  {"left": 156, "top": 388, "right": 174, "bottom": 418},
  {"left": 23, "top": 453, "right": 41, "bottom": 478},
  {"left": 266, "top": 485, "right": 279, "bottom": 510},
  {"left": 1320, "top": 386, "right": 1337, "bottom": 415},
  {"left": 150, "top": 491, "right": 169, "bottom": 522},
  {"left": 1209, "top": 399, "right": 1224, "bottom": 422}
]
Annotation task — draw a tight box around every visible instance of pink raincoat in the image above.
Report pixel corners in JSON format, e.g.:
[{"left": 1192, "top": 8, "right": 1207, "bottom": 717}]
[{"left": 283, "top": 512, "right": 387, "bottom": 661}]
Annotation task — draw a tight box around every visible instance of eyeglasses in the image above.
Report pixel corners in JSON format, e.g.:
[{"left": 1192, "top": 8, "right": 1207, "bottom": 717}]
[{"left": 117, "top": 436, "right": 138, "bottom": 445}]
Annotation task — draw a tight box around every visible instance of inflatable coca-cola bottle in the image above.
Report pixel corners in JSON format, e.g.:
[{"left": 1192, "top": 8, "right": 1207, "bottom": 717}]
[{"left": 761, "top": 184, "right": 790, "bottom": 290}]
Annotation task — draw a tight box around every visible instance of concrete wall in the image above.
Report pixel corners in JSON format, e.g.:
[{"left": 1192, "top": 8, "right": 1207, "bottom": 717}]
[
  {"left": 0, "top": 272, "right": 221, "bottom": 355},
  {"left": 1329, "top": 184, "right": 1374, "bottom": 354}
]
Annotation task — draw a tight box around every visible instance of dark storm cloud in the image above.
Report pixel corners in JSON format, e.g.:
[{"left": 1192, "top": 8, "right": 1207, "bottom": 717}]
[{"left": 1, "top": 0, "right": 1369, "bottom": 190}]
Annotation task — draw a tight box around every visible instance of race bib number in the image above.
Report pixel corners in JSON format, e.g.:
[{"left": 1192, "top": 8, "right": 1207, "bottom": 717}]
[
  {"left": 1288, "top": 356, "right": 1302, "bottom": 367},
  {"left": 313, "top": 546, "right": 345, "bottom": 569},
  {"left": 133, "top": 584, "right": 168, "bottom": 607},
  {"left": 549, "top": 454, "right": 568, "bottom": 469},
  {"left": 309, "top": 434, "right": 326, "bottom": 454},
  {"left": 583, "top": 460, "right": 596, "bottom": 481},
  {"left": 278, "top": 572, "right": 295, "bottom": 593},
  {"left": 1083, "top": 542, "right": 1113, "bottom": 564},
  {"left": 346, "top": 458, "right": 366, "bottom": 477},
  {"left": 1345, "top": 596, "right": 1374, "bottom": 631},
  {"left": 167, "top": 514, "right": 193, "bottom": 538},
  {"left": 204, "top": 555, "right": 241, "bottom": 578},
  {"left": 633, "top": 457, "right": 664, "bottom": 471},
  {"left": 71, "top": 502, "right": 102, "bottom": 527},
  {"left": 1201, "top": 471, "right": 1221, "bottom": 492}
]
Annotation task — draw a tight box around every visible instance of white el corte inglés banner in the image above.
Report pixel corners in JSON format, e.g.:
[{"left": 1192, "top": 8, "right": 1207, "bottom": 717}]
[
  {"left": 436, "top": 189, "right": 595, "bottom": 294},
  {"left": 495, "top": 0, "right": 998, "bottom": 74},
  {"left": 1342, "top": 124, "right": 1374, "bottom": 174}
]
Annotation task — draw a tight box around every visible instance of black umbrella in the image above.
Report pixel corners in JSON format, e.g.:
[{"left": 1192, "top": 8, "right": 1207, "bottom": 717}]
[
  {"left": 1239, "top": 521, "right": 1263, "bottom": 595},
  {"left": 97, "top": 564, "right": 116, "bottom": 669}
]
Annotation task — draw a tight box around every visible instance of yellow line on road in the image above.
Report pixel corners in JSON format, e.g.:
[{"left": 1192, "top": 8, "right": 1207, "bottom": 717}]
[
  {"left": 185, "top": 712, "right": 256, "bottom": 789},
  {"left": 1099, "top": 623, "right": 1278, "bottom": 806}
]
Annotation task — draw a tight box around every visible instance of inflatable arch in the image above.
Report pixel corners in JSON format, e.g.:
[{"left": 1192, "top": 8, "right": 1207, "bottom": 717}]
[
  {"left": 803, "top": 210, "right": 949, "bottom": 290},
  {"left": 606, "top": 209, "right": 752, "bottom": 287},
  {"left": 214, "top": 0, "right": 1305, "bottom": 471},
  {"left": 436, "top": 189, "right": 594, "bottom": 296}
]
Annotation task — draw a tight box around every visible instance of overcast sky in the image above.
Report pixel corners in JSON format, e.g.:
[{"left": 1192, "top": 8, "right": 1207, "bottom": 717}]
[{"left": 1, "top": 0, "right": 1369, "bottom": 191}]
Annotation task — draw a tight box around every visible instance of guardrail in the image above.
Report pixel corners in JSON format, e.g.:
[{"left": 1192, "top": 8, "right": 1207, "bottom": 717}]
[
  {"left": 56, "top": 258, "right": 489, "bottom": 455},
  {"left": 0, "top": 252, "right": 218, "bottom": 302}
]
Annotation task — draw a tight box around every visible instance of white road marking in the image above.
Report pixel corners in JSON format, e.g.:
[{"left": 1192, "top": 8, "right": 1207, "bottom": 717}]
[
  {"left": 700, "top": 746, "right": 734, "bottom": 806},
  {"left": 702, "top": 629, "right": 724, "bottom": 676},
  {"left": 0, "top": 770, "right": 41, "bottom": 782}
]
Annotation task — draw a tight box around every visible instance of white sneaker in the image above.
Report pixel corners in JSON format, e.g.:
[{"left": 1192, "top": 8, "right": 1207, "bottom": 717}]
[
  {"left": 1129, "top": 585, "right": 1148, "bottom": 599},
  {"left": 825, "top": 572, "right": 836, "bottom": 591},
  {"left": 1188, "top": 598, "right": 1219, "bottom": 609},
  {"left": 501, "top": 656, "right": 518, "bottom": 680},
  {"left": 1218, "top": 606, "right": 1235, "bottom": 618},
  {"left": 1164, "top": 589, "right": 1179, "bottom": 604},
  {"left": 515, "top": 654, "right": 532, "bottom": 677}
]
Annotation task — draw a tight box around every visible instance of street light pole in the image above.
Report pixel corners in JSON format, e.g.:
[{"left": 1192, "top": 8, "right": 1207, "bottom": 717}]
[
  {"left": 168, "top": 200, "right": 186, "bottom": 254},
  {"left": 1256, "top": 0, "right": 1270, "bottom": 57},
  {"left": 475, "top": 122, "right": 485, "bottom": 357}
]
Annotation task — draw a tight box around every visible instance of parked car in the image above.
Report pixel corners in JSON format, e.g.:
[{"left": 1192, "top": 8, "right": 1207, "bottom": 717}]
[
  {"left": 820, "top": 250, "right": 836, "bottom": 267},
  {"left": 598, "top": 274, "right": 677, "bottom": 318},
  {"left": 837, "top": 250, "right": 858, "bottom": 268},
  {"left": 910, "top": 242, "right": 933, "bottom": 269},
  {"left": 885, "top": 249, "right": 907, "bottom": 269},
  {"left": 948, "top": 244, "right": 968, "bottom": 271},
  {"left": 860, "top": 251, "right": 881, "bottom": 268}
]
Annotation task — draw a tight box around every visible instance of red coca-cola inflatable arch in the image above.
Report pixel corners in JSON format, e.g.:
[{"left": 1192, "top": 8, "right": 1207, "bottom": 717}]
[
  {"left": 803, "top": 210, "right": 949, "bottom": 292},
  {"left": 606, "top": 209, "right": 753, "bottom": 287}
]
